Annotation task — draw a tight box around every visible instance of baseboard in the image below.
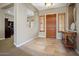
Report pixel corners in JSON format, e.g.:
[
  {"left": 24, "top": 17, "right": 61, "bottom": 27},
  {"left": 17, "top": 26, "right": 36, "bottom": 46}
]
[
  {"left": 0, "top": 38, "right": 5, "bottom": 40},
  {"left": 14, "top": 36, "right": 37, "bottom": 47},
  {"left": 75, "top": 49, "right": 79, "bottom": 55}
]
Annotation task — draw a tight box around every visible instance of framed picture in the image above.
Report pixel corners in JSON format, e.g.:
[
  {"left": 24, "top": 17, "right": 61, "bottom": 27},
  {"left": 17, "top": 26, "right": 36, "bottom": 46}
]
[{"left": 27, "top": 16, "right": 34, "bottom": 28}]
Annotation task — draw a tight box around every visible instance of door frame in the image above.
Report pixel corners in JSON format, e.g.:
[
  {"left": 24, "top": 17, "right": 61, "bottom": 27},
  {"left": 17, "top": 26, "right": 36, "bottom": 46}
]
[{"left": 45, "top": 13, "right": 57, "bottom": 38}]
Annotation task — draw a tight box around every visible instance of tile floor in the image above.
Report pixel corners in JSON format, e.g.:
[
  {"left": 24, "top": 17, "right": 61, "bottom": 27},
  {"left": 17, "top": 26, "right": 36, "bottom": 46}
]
[
  {"left": 20, "top": 38, "right": 78, "bottom": 56},
  {"left": 0, "top": 36, "right": 31, "bottom": 56},
  {"left": 0, "top": 37, "right": 78, "bottom": 56}
]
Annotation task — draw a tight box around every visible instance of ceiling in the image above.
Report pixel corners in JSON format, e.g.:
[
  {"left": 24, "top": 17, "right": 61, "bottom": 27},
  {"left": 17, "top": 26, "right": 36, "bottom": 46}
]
[
  {"left": 0, "top": 3, "right": 34, "bottom": 16},
  {"left": 0, "top": 3, "right": 68, "bottom": 16},
  {"left": 32, "top": 3, "right": 67, "bottom": 11}
]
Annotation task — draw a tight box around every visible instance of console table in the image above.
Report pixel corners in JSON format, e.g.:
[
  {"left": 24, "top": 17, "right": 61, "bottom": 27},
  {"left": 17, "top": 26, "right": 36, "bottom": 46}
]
[{"left": 59, "top": 31, "right": 77, "bottom": 48}]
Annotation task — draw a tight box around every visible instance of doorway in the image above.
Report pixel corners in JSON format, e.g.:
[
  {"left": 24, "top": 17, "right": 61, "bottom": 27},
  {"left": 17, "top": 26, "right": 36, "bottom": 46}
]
[
  {"left": 5, "top": 18, "right": 14, "bottom": 38},
  {"left": 46, "top": 14, "right": 56, "bottom": 38}
]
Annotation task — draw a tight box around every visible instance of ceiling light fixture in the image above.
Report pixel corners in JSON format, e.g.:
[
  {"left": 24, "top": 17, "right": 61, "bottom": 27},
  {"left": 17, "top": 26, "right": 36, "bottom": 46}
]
[{"left": 45, "top": 3, "right": 53, "bottom": 7}]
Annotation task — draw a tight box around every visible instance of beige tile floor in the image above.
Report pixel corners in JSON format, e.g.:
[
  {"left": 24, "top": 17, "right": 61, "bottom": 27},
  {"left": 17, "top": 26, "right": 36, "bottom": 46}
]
[
  {"left": 20, "top": 38, "right": 78, "bottom": 56},
  {"left": 0, "top": 37, "right": 78, "bottom": 56},
  {"left": 0, "top": 36, "right": 31, "bottom": 56}
]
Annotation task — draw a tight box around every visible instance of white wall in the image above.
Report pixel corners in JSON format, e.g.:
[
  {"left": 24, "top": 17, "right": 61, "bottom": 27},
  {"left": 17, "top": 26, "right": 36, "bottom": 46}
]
[
  {"left": 5, "top": 14, "right": 14, "bottom": 21},
  {"left": 3, "top": 6, "right": 14, "bottom": 21},
  {"left": 14, "top": 3, "right": 39, "bottom": 47},
  {"left": 76, "top": 3, "right": 79, "bottom": 53},
  {"left": 39, "top": 6, "right": 68, "bottom": 39},
  {"left": 0, "top": 8, "right": 14, "bottom": 40},
  {"left": 4, "top": 7, "right": 14, "bottom": 16},
  {"left": 0, "top": 9, "right": 5, "bottom": 40}
]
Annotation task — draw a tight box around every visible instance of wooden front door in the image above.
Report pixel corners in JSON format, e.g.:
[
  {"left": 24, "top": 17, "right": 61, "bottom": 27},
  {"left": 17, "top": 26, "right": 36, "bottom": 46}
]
[{"left": 46, "top": 14, "right": 56, "bottom": 38}]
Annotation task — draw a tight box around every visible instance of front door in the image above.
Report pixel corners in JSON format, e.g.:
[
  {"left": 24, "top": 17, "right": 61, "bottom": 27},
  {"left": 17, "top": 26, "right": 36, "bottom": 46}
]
[{"left": 46, "top": 14, "right": 56, "bottom": 38}]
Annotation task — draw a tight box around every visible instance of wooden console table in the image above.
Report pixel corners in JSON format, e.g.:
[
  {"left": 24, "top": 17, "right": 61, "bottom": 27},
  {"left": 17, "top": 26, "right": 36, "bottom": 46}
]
[{"left": 59, "top": 31, "right": 77, "bottom": 48}]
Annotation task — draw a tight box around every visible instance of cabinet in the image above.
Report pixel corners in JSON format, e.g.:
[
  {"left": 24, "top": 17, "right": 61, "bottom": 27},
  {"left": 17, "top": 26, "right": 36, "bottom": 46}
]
[{"left": 62, "top": 31, "right": 77, "bottom": 48}]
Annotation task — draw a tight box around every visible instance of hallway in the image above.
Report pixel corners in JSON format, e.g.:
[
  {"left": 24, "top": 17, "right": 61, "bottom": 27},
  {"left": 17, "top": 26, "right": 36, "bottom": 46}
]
[{"left": 0, "top": 37, "right": 78, "bottom": 56}]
